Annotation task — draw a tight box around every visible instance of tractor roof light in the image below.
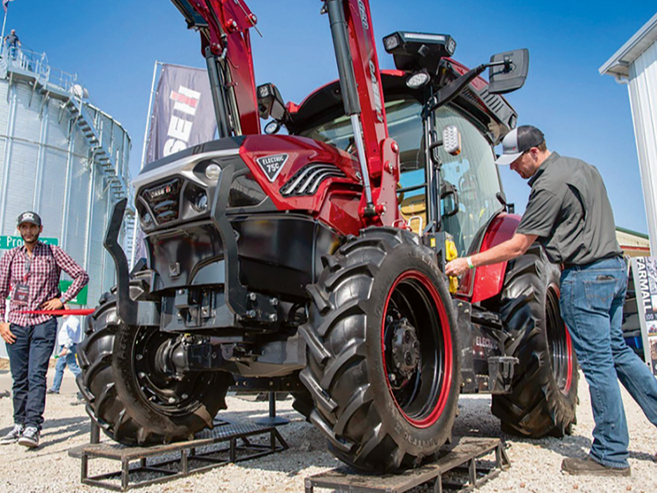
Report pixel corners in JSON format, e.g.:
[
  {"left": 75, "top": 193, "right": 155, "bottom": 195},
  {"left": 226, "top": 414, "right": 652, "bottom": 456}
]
[
  {"left": 383, "top": 33, "right": 401, "bottom": 52},
  {"left": 383, "top": 31, "right": 456, "bottom": 76}
]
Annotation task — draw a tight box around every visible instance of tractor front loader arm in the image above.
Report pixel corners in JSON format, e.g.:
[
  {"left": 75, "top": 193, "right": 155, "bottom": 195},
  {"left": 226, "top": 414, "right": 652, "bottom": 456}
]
[
  {"left": 170, "top": 0, "right": 260, "bottom": 136},
  {"left": 323, "top": 0, "right": 400, "bottom": 225}
]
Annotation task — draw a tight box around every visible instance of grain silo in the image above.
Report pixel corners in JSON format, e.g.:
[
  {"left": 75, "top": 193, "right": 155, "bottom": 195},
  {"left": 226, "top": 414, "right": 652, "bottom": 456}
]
[{"left": 0, "top": 46, "right": 134, "bottom": 318}]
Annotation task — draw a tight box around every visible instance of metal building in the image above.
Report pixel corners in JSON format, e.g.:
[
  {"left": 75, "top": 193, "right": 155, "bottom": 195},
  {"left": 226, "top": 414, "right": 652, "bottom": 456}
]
[
  {"left": 0, "top": 46, "right": 134, "bottom": 314},
  {"left": 600, "top": 12, "right": 657, "bottom": 256}
]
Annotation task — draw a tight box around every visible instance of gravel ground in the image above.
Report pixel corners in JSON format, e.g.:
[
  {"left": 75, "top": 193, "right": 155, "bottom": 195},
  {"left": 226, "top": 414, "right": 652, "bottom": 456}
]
[{"left": 0, "top": 368, "right": 655, "bottom": 493}]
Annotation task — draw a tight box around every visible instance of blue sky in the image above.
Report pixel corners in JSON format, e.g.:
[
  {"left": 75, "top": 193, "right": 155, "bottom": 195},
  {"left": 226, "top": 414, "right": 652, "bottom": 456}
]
[{"left": 3, "top": 0, "right": 655, "bottom": 234}]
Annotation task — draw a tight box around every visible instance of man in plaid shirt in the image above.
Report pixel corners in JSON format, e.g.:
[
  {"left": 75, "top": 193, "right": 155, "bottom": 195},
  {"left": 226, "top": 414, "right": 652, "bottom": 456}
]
[{"left": 0, "top": 211, "right": 88, "bottom": 448}]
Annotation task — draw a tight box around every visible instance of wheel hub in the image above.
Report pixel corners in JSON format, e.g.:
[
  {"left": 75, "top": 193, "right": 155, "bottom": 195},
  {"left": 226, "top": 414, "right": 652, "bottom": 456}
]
[
  {"left": 389, "top": 317, "right": 420, "bottom": 384},
  {"left": 133, "top": 330, "right": 208, "bottom": 412}
]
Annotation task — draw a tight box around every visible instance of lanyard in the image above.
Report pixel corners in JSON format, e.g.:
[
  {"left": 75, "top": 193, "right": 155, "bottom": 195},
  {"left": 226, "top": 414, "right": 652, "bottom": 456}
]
[{"left": 23, "top": 251, "right": 32, "bottom": 283}]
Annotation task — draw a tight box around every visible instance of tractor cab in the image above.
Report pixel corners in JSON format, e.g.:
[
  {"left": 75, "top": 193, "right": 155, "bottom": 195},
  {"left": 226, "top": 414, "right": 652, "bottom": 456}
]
[{"left": 279, "top": 40, "right": 521, "bottom": 257}]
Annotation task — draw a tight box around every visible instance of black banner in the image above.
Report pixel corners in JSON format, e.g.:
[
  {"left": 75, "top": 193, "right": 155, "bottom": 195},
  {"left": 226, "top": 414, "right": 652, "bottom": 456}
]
[
  {"left": 146, "top": 64, "right": 217, "bottom": 162},
  {"left": 133, "top": 64, "right": 216, "bottom": 263}
]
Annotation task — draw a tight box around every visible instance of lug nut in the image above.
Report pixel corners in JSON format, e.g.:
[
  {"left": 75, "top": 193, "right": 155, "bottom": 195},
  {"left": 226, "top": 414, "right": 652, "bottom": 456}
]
[
  {"left": 246, "top": 310, "right": 256, "bottom": 318},
  {"left": 269, "top": 298, "right": 279, "bottom": 306},
  {"left": 168, "top": 397, "right": 176, "bottom": 404},
  {"left": 269, "top": 313, "right": 278, "bottom": 322},
  {"left": 248, "top": 292, "right": 257, "bottom": 301}
]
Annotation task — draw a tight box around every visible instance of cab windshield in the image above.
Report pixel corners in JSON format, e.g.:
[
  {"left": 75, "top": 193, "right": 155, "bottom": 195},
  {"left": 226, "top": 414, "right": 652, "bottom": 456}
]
[{"left": 298, "top": 99, "right": 503, "bottom": 256}]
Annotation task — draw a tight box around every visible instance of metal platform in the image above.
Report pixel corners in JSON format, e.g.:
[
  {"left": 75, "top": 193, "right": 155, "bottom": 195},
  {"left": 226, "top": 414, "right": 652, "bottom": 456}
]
[
  {"left": 80, "top": 420, "right": 288, "bottom": 491},
  {"left": 305, "top": 437, "right": 509, "bottom": 493}
]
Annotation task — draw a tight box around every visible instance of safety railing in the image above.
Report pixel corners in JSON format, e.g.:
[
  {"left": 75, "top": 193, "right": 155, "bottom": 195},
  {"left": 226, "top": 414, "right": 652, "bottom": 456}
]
[{"left": 0, "top": 44, "right": 79, "bottom": 92}]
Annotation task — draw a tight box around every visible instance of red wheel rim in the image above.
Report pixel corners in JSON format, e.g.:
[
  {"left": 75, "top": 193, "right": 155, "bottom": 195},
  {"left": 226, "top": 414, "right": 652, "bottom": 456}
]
[
  {"left": 381, "top": 271, "right": 453, "bottom": 428},
  {"left": 546, "top": 284, "right": 573, "bottom": 394}
]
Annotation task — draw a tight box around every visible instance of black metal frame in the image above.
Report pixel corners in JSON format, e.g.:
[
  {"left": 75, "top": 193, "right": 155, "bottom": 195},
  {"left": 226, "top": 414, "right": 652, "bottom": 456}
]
[
  {"left": 81, "top": 421, "right": 288, "bottom": 492},
  {"left": 104, "top": 198, "right": 137, "bottom": 326},
  {"left": 304, "top": 437, "right": 509, "bottom": 493}
]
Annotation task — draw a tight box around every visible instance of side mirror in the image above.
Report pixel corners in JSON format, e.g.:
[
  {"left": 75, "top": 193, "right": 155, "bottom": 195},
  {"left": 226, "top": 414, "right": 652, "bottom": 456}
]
[
  {"left": 441, "top": 181, "right": 460, "bottom": 217},
  {"left": 257, "top": 83, "right": 289, "bottom": 121},
  {"left": 488, "top": 48, "right": 529, "bottom": 94}
]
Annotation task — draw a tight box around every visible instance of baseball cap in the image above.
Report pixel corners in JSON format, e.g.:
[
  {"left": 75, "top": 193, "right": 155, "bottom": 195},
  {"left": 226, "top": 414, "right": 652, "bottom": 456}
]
[
  {"left": 495, "top": 125, "right": 545, "bottom": 165},
  {"left": 17, "top": 211, "right": 42, "bottom": 227}
]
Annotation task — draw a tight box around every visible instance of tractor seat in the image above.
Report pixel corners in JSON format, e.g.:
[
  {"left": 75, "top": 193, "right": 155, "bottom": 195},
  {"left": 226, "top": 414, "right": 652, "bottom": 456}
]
[{"left": 399, "top": 195, "right": 426, "bottom": 234}]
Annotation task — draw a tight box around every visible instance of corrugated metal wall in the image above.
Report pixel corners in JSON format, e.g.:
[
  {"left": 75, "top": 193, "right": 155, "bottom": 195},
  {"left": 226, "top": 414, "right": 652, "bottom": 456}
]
[
  {"left": 0, "top": 71, "right": 130, "bottom": 314},
  {"left": 628, "top": 40, "right": 657, "bottom": 257}
]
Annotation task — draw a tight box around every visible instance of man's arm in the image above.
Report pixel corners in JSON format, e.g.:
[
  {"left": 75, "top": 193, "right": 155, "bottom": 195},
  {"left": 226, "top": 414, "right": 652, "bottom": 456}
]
[
  {"left": 0, "top": 250, "right": 14, "bottom": 322},
  {"left": 63, "top": 318, "right": 76, "bottom": 348},
  {"left": 445, "top": 233, "right": 538, "bottom": 277},
  {"left": 0, "top": 251, "right": 16, "bottom": 343},
  {"left": 42, "top": 246, "right": 89, "bottom": 310}
]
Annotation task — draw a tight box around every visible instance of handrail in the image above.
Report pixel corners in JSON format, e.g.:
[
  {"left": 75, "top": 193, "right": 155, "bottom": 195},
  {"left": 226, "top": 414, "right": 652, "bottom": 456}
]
[{"left": 0, "top": 44, "right": 78, "bottom": 93}]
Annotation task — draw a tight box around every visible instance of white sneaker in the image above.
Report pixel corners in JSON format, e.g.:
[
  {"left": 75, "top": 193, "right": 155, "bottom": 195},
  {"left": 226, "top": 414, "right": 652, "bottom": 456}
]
[
  {"left": 0, "top": 424, "right": 24, "bottom": 445},
  {"left": 17, "top": 426, "right": 39, "bottom": 448}
]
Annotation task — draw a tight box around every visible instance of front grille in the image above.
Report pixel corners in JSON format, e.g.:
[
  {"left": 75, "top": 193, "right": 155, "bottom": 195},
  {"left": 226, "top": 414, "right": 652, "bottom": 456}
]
[
  {"left": 141, "top": 177, "right": 183, "bottom": 225},
  {"left": 280, "top": 163, "right": 346, "bottom": 197}
]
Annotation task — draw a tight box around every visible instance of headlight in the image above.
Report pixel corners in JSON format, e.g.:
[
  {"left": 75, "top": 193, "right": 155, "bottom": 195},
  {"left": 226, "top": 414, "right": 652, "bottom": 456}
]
[
  {"left": 205, "top": 163, "right": 221, "bottom": 181},
  {"left": 193, "top": 191, "right": 208, "bottom": 212}
]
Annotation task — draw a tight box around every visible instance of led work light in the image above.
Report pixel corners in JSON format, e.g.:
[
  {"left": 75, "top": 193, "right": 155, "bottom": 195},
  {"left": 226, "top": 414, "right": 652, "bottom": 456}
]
[{"left": 383, "top": 31, "right": 456, "bottom": 78}]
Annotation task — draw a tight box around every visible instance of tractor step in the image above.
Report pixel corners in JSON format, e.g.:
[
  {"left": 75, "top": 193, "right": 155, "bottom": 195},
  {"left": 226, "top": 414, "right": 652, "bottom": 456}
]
[{"left": 304, "top": 437, "right": 509, "bottom": 493}]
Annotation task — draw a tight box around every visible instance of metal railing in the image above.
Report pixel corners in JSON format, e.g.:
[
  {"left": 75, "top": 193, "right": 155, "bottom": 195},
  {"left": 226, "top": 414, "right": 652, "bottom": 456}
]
[{"left": 0, "top": 44, "right": 79, "bottom": 92}]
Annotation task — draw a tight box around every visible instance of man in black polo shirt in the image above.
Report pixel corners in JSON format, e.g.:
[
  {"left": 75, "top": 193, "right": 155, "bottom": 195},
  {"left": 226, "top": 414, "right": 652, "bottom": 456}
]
[{"left": 446, "top": 125, "right": 657, "bottom": 476}]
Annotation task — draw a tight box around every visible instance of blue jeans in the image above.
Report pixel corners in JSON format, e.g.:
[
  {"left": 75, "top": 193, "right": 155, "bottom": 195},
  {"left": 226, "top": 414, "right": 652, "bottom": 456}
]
[
  {"left": 50, "top": 344, "right": 81, "bottom": 392},
  {"left": 560, "top": 256, "right": 657, "bottom": 468},
  {"left": 6, "top": 318, "right": 58, "bottom": 430}
]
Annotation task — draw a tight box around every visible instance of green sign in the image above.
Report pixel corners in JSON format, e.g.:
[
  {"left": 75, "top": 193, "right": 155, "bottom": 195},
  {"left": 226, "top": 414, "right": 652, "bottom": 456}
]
[
  {"left": 59, "top": 280, "right": 88, "bottom": 306},
  {"left": 0, "top": 235, "right": 59, "bottom": 249}
]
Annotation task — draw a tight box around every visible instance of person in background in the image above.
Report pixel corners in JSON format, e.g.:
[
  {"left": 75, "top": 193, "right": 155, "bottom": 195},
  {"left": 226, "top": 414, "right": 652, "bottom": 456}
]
[
  {"left": 47, "top": 306, "right": 82, "bottom": 395},
  {"left": 446, "top": 125, "right": 657, "bottom": 477},
  {"left": 0, "top": 211, "right": 88, "bottom": 449},
  {"left": 4, "top": 29, "right": 21, "bottom": 59}
]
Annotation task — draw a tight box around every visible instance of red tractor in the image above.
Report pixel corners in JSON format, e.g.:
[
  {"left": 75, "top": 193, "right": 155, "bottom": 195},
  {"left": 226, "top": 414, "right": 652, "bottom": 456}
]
[{"left": 77, "top": 0, "right": 578, "bottom": 472}]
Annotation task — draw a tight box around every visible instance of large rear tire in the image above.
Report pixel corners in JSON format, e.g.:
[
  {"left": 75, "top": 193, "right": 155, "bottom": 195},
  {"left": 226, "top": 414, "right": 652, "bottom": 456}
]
[
  {"left": 490, "top": 244, "right": 578, "bottom": 437},
  {"left": 300, "top": 228, "right": 460, "bottom": 471},
  {"left": 77, "top": 277, "right": 233, "bottom": 445}
]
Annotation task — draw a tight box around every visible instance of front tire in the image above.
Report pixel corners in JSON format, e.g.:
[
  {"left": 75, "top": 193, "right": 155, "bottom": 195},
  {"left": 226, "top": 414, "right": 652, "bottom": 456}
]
[
  {"left": 300, "top": 228, "right": 460, "bottom": 471},
  {"left": 490, "top": 244, "right": 578, "bottom": 437},
  {"left": 77, "top": 278, "right": 233, "bottom": 445}
]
